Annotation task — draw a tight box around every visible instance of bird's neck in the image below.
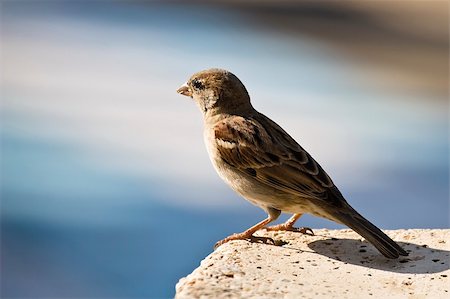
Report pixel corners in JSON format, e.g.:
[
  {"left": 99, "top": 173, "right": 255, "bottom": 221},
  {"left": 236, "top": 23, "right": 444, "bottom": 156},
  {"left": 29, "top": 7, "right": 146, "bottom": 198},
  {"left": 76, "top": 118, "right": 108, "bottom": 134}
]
[{"left": 203, "top": 103, "right": 255, "bottom": 123}]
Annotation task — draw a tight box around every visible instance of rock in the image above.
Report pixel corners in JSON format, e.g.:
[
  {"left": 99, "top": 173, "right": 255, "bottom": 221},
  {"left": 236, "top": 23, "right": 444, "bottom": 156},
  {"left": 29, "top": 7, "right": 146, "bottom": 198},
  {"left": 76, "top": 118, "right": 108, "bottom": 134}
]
[{"left": 175, "top": 229, "right": 449, "bottom": 298}]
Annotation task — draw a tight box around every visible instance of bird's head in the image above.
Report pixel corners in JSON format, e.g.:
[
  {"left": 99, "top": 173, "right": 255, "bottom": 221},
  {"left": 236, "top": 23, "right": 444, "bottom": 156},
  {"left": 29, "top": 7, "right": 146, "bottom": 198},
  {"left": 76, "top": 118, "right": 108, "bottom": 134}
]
[{"left": 177, "top": 68, "right": 252, "bottom": 117}]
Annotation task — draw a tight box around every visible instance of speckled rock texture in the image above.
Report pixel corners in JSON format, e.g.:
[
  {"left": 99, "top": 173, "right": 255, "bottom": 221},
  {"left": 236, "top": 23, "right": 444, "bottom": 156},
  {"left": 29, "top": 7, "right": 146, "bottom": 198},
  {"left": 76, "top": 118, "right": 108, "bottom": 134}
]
[{"left": 175, "top": 229, "right": 449, "bottom": 299}]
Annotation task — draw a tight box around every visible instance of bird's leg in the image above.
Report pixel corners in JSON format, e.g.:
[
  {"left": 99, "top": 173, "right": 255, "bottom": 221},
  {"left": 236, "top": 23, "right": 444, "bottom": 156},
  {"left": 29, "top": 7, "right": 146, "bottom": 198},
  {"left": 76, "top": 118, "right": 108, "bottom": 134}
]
[
  {"left": 264, "top": 213, "right": 314, "bottom": 235},
  {"left": 214, "top": 208, "right": 280, "bottom": 249}
]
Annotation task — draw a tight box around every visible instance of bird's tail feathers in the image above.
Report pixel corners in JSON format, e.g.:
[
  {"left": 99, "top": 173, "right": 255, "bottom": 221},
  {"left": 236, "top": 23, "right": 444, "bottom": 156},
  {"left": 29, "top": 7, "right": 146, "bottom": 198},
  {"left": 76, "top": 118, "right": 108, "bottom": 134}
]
[{"left": 332, "top": 207, "right": 408, "bottom": 259}]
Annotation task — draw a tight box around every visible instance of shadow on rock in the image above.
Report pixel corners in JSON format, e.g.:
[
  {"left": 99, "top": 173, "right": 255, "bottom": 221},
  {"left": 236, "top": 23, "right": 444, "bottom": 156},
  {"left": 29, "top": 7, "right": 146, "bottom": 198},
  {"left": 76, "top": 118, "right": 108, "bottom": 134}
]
[{"left": 307, "top": 238, "right": 449, "bottom": 274}]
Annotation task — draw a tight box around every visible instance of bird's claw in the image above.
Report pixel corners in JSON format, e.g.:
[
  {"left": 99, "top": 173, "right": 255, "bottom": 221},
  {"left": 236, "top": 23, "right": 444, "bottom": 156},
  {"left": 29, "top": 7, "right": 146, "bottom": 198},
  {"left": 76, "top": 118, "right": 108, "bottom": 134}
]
[
  {"left": 296, "top": 227, "right": 314, "bottom": 235},
  {"left": 247, "top": 235, "right": 275, "bottom": 245},
  {"left": 214, "top": 234, "right": 276, "bottom": 250},
  {"left": 264, "top": 224, "right": 314, "bottom": 236}
]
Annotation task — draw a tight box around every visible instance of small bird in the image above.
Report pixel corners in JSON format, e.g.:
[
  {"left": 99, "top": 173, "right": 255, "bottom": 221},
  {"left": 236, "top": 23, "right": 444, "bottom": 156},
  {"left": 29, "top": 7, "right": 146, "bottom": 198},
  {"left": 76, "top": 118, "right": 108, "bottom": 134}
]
[{"left": 177, "top": 68, "right": 408, "bottom": 259}]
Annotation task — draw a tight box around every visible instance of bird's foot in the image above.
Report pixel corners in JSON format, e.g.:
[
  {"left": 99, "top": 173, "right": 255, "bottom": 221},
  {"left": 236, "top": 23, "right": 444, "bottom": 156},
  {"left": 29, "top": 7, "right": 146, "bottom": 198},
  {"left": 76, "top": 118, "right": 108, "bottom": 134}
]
[
  {"left": 214, "top": 233, "right": 275, "bottom": 249},
  {"left": 264, "top": 224, "right": 314, "bottom": 236}
]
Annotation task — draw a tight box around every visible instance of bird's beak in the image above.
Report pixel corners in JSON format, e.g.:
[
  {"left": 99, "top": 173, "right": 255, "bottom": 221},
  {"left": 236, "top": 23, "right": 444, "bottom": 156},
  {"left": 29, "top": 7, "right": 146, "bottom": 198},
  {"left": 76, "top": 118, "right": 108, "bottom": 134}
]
[{"left": 177, "top": 82, "right": 192, "bottom": 97}]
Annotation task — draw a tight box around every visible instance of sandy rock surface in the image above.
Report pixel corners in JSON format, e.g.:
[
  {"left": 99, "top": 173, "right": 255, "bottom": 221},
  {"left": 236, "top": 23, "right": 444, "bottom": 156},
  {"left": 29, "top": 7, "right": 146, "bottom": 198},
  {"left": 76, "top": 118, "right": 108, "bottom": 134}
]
[{"left": 176, "top": 229, "right": 449, "bottom": 299}]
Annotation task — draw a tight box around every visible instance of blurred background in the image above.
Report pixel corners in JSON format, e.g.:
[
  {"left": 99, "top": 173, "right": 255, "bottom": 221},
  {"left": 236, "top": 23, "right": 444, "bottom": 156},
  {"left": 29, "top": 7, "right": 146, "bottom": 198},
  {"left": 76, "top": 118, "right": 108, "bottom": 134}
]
[{"left": 1, "top": 0, "right": 448, "bottom": 298}]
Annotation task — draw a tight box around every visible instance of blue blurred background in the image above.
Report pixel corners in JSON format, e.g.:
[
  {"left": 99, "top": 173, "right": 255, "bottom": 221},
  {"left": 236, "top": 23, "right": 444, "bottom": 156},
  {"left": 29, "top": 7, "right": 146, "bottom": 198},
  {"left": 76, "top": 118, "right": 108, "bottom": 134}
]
[{"left": 1, "top": 1, "right": 448, "bottom": 298}]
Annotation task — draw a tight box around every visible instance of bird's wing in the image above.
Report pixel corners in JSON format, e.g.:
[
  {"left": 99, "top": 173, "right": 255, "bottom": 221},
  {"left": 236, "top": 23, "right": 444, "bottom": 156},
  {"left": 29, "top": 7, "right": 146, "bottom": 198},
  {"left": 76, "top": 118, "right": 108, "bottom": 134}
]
[{"left": 214, "top": 114, "right": 337, "bottom": 201}]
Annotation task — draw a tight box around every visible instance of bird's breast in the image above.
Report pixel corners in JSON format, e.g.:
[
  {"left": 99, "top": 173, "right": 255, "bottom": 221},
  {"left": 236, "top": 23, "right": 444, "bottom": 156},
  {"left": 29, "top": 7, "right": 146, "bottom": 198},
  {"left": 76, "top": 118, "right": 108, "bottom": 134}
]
[
  {"left": 202, "top": 126, "right": 299, "bottom": 211},
  {"left": 203, "top": 127, "right": 252, "bottom": 195}
]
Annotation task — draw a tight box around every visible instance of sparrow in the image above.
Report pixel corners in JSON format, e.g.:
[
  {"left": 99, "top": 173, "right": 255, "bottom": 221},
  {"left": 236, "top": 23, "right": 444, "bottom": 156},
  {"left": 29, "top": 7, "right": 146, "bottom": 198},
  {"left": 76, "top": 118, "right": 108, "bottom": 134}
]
[{"left": 177, "top": 68, "right": 408, "bottom": 259}]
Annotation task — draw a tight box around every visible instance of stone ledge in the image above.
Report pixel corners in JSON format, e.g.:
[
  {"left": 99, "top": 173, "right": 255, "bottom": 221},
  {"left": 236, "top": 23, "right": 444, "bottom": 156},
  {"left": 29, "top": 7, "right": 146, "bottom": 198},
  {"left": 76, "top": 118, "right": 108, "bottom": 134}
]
[{"left": 175, "top": 229, "right": 449, "bottom": 299}]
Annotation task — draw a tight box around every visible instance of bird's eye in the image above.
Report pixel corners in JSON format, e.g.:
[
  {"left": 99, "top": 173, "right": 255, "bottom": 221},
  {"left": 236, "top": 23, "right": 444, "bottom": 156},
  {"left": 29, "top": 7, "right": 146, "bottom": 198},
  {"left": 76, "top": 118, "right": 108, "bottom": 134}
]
[{"left": 192, "top": 79, "right": 204, "bottom": 90}]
